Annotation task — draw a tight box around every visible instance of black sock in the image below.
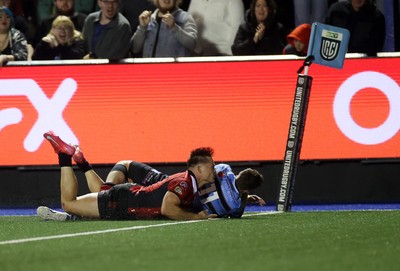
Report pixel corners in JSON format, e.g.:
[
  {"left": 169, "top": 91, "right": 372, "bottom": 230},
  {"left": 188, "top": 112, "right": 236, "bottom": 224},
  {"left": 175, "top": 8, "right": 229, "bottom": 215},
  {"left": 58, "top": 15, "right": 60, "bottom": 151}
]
[
  {"left": 76, "top": 160, "right": 93, "bottom": 173},
  {"left": 58, "top": 153, "right": 72, "bottom": 167}
]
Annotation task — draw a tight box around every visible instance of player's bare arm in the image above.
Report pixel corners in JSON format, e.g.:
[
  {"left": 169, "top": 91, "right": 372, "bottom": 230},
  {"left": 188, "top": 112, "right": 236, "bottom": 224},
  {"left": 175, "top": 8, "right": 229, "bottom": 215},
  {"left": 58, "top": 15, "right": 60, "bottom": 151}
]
[
  {"left": 161, "top": 191, "right": 217, "bottom": 220},
  {"left": 247, "top": 194, "right": 266, "bottom": 206}
]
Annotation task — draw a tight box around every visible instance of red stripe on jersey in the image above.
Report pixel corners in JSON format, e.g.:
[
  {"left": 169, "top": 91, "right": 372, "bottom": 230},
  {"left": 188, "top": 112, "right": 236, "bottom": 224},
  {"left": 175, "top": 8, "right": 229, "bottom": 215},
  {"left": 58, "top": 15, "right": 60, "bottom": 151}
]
[{"left": 129, "top": 177, "right": 171, "bottom": 194}]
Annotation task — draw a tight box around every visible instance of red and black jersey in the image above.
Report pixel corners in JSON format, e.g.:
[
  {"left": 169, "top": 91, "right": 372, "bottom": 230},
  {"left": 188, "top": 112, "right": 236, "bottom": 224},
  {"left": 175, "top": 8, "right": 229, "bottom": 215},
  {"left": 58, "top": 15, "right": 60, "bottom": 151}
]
[
  {"left": 97, "top": 170, "right": 197, "bottom": 220},
  {"left": 167, "top": 171, "right": 197, "bottom": 209}
]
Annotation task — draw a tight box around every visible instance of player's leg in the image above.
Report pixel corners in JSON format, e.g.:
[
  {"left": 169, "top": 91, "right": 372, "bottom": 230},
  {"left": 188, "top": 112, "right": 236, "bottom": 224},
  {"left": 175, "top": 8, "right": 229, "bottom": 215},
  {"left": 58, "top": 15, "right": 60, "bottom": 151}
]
[
  {"left": 60, "top": 165, "right": 100, "bottom": 218},
  {"left": 73, "top": 146, "right": 105, "bottom": 193},
  {"left": 127, "top": 161, "right": 168, "bottom": 186},
  {"left": 43, "top": 131, "right": 100, "bottom": 218},
  {"left": 84, "top": 170, "right": 105, "bottom": 193},
  {"left": 105, "top": 160, "right": 132, "bottom": 185},
  {"left": 105, "top": 161, "right": 168, "bottom": 187}
]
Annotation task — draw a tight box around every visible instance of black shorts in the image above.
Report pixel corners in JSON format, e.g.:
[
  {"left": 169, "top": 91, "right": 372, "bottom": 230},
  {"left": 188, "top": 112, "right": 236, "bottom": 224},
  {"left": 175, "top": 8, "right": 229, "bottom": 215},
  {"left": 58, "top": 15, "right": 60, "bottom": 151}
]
[
  {"left": 97, "top": 182, "right": 169, "bottom": 220},
  {"left": 98, "top": 184, "right": 133, "bottom": 220},
  {"left": 111, "top": 161, "right": 168, "bottom": 186}
]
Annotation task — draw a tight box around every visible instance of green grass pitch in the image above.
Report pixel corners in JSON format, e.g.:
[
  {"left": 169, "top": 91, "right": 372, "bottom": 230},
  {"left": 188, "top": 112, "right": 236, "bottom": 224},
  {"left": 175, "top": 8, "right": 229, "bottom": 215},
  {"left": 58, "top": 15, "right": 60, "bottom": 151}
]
[{"left": 1, "top": 210, "right": 400, "bottom": 271}]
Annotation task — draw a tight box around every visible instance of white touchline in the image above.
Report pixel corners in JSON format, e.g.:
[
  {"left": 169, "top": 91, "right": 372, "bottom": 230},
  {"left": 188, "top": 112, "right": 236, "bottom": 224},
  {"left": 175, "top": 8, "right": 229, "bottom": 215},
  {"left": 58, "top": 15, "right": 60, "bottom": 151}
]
[{"left": 0, "top": 212, "right": 279, "bottom": 246}]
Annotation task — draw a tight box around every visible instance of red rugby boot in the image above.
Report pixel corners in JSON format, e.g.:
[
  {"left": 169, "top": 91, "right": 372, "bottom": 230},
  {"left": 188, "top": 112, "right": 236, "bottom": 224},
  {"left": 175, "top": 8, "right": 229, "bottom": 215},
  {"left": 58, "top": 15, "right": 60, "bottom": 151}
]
[
  {"left": 72, "top": 146, "right": 86, "bottom": 164},
  {"left": 43, "top": 131, "right": 75, "bottom": 156}
]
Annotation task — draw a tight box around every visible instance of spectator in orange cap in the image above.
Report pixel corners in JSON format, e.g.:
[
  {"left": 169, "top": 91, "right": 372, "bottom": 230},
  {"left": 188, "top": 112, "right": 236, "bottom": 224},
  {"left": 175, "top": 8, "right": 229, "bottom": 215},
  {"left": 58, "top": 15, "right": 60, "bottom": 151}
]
[{"left": 282, "top": 23, "right": 311, "bottom": 56}]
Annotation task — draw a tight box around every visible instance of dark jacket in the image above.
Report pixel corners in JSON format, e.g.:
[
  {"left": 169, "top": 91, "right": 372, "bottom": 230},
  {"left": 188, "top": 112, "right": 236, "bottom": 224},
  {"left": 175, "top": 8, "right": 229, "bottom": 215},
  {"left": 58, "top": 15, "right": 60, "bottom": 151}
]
[
  {"left": 82, "top": 11, "right": 132, "bottom": 60},
  {"left": 231, "top": 9, "right": 286, "bottom": 56},
  {"left": 32, "top": 39, "right": 85, "bottom": 60},
  {"left": 325, "top": 1, "right": 385, "bottom": 56},
  {"left": 1, "top": 28, "right": 28, "bottom": 61}
]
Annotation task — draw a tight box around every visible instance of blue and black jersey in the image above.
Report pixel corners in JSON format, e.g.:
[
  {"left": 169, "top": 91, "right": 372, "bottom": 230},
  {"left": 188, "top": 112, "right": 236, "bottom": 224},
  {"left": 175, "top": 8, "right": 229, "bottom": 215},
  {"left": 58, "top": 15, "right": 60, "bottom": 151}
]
[{"left": 199, "top": 164, "right": 246, "bottom": 218}]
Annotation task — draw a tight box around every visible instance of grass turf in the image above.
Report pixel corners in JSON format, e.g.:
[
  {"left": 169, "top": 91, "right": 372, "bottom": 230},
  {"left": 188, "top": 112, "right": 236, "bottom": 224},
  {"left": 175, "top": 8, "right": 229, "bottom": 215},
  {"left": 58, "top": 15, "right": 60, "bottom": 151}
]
[{"left": 0, "top": 210, "right": 399, "bottom": 271}]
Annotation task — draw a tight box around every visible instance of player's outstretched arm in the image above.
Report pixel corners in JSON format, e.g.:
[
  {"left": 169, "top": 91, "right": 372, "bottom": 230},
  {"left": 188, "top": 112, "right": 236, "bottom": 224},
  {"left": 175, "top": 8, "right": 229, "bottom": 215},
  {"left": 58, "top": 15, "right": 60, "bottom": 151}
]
[
  {"left": 247, "top": 194, "right": 266, "bottom": 206},
  {"left": 161, "top": 191, "right": 217, "bottom": 220}
]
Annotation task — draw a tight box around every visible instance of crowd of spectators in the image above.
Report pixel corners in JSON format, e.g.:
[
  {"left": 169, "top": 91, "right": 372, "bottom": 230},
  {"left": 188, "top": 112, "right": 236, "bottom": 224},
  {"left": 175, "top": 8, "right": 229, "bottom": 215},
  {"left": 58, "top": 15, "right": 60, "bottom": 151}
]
[{"left": 0, "top": 0, "right": 389, "bottom": 66}]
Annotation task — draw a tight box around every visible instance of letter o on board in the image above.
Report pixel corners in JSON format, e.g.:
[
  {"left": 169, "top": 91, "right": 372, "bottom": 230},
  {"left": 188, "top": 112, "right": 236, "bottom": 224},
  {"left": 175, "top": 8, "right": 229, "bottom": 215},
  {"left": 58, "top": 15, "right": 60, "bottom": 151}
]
[{"left": 333, "top": 71, "right": 400, "bottom": 145}]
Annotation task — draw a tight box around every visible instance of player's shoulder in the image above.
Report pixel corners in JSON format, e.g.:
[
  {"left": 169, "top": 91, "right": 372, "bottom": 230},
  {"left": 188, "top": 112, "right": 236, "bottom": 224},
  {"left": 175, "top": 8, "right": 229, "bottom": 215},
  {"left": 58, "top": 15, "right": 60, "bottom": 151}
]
[
  {"left": 167, "top": 171, "right": 187, "bottom": 180},
  {"left": 167, "top": 171, "right": 194, "bottom": 199},
  {"left": 166, "top": 171, "right": 192, "bottom": 186},
  {"left": 215, "top": 163, "right": 233, "bottom": 176},
  {"left": 214, "top": 163, "right": 232, "bottom": 172}
]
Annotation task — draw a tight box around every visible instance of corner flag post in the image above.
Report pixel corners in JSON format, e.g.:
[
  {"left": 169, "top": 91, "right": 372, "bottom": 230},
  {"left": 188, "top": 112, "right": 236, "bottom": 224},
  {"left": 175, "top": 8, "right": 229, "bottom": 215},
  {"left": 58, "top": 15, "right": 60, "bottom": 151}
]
[
  {"left": 276, "top": 64, "right": 313, "bottom": 212},
  {"left": 276, "top": 23, "right": 350, "bottom": 212}
]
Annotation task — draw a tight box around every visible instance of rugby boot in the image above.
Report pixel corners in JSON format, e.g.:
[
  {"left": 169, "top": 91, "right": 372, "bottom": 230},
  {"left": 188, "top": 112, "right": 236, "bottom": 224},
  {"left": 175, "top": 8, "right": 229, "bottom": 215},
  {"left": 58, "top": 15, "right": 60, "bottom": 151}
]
[
  {"left": 72, "top": 146, "right": 86, "bottom": 164},
  {"left": 37, "top": 206, "right": 71, "bottom": 221},
  {"left": 43, "top": 131, "right": 75, "bottom": 156}
]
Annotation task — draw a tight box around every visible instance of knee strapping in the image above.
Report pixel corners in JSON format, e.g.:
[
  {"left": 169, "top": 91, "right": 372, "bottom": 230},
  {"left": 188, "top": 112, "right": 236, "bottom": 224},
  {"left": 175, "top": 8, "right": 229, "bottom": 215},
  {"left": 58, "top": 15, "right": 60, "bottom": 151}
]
[{"left": 110, "top": 164, "right": 128, "bottom": 178}]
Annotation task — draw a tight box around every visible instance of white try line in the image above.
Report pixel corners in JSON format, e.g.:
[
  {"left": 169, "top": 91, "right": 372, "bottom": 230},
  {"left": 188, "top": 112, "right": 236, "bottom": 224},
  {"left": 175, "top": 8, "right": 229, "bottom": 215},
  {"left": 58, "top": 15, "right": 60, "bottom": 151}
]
[{"left": 0, "top": 211, "right": 280, "bottom": 246}]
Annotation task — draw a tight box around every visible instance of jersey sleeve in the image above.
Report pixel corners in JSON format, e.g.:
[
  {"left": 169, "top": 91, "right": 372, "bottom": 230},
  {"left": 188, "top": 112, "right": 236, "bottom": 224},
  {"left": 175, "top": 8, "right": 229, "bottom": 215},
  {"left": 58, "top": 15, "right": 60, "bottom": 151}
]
[
  {"left": 167, "top": 177, "right": 193, "bottom": 205},
  {"left": 202, "top": 164, "right": 242, "bottom": 217}
]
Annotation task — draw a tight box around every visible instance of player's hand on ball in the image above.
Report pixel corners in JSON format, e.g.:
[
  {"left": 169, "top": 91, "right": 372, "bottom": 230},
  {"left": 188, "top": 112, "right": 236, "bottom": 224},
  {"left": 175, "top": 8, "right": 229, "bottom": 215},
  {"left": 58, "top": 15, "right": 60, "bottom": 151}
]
[{"left": 198, "top": 210, "right": 218, "bottom": 219}]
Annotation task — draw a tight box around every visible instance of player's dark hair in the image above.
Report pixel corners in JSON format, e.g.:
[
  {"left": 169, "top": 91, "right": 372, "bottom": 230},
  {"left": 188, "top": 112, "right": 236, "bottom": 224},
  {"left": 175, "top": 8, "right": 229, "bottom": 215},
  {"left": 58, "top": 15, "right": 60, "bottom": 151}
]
[
  {"left": 187, "top": 147, "right": 214, "bottom": 168},
  {"left": 236, "top": 168, "right": 263, "bottom": 191}
]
